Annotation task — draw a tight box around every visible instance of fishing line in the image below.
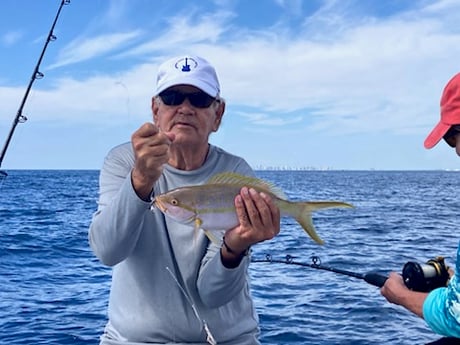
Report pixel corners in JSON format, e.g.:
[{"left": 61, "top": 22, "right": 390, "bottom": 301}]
[
  {"left": 114, "top": 81, "right": 132, "bottom": 118},
  {"left": 165, "top": 266, "right": 217, "bottom": 345},
  {"left": 0, "top": 0, "right": 70, "bottom": 180}
]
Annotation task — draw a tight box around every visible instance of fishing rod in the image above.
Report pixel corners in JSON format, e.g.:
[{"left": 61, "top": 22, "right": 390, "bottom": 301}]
[
  {"left": 251, "top": 254, "right": 450, "bottom": 292},
  {"left": 0, "top": 0, "right": 70, "bottom": 180},
  {"left": 252, "top": 254, "right": 388, "bottom": 288}
]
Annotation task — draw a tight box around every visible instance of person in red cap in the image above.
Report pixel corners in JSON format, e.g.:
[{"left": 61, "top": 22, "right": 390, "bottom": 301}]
[
  {"left": 380, "top": 72, "right": 460, "bottom": 339},
  {"left": 423, "top": 72, "right": 460, "bottom": 155}
]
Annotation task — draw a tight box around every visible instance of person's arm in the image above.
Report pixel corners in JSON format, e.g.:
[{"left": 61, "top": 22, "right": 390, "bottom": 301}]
[
  {"left": 382, "top": 271, "right": 460, "bottom": 338},
  {"left": 88, "top": 144, "right": 151, "bottom": 266},
  {"left": 423, "top": 245, "right": 460, "bottom": 337},
  {"left": 380, "top": 272, "right": 428, "bottom": 317},
  {"left": 89, "top": 123, "right": 174, "bottom": 266},
  {"left": 197, "top": 186, "right": 280, "bottom": 308},
  {"left": 423, "top": 271, "right": 460, "bottom": 338},
  {"left": 220, "top": 235, "right": 250, "bottom": 268},
  {"left": 197, "top": 238, "right": 252, "bottom": 308}
]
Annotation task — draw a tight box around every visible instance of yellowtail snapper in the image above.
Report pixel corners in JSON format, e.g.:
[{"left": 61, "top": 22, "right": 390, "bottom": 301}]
[{"left": 152, "top": 172, "right": 353, "bottom": 244}]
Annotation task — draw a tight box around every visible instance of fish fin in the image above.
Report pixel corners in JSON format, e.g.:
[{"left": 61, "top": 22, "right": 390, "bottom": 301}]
[
  {"left": 303, "top": 201, "right": 354, "bottom": 212},
  {"left": 194, "top": 218, "right": 203, "bottom": 244},
  {"left": 292, "top": 201, "right": 354, "bottom": 245},
  {"left": 194, "top": 219, "right": 219, "bottom": 245},
  {"left": 206, "top": 172, "right": 287, "bottom": 199},
  {"left": 202, "top": 229, "right": 220, "bottom": 245},
  {"left": 296, "top": 211, "right": 324, "bottom": 245}
]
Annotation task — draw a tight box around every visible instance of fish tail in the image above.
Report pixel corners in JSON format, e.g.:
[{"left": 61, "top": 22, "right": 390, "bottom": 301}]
[{"left": 290, "top": 201, "right": 354, "bottom": 245}]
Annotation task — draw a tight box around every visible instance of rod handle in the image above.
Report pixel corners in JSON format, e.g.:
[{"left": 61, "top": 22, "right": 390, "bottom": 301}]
[{"left": 363, "top": 272, "right": 388, "bottom": 287}]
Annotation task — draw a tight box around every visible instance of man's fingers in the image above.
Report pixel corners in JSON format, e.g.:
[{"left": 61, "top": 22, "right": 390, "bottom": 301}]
[
  {"left": 235, "top": 194, "right": 250, "bottom": 227},
  {"left": 260, "top": 192, "right": 280, "bottom": 229},
  {"left": 135, "top": 122, "right": 160, "bottom": 138},
  {"left": 163, "top": 131, "right": 176, "bottom": 142},
  {"left": 143, "top": 122, "right": 159, "bottom": 136},
  {"left": 238, "top": 187, "right": 276, "bottom": 232}
]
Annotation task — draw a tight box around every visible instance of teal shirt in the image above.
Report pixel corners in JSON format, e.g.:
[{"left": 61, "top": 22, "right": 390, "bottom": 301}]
[{"left": 423, "top": 241, "right": 460, "bottom": 338}]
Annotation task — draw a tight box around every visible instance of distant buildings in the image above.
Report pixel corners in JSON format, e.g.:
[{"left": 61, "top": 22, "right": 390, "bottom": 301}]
[{"left": 253, "top": 165, "right": 334, "bottom": 171}]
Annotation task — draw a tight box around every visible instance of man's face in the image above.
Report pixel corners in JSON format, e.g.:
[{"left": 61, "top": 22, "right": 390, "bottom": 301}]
[{"left": 152, "top": 85, "right": 224, "bottom": 146}]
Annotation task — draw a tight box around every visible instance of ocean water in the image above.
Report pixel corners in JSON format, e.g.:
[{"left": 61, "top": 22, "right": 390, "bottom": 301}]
[{"left": 0, "top": 170, "right": 458, "bottom": 345}]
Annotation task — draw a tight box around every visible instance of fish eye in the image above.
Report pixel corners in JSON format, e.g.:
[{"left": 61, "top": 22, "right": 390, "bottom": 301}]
[{"left": 171, "top": 199, "right": 178, "bottom": 206}]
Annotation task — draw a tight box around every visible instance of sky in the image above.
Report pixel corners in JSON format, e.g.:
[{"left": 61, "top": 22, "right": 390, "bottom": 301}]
[{"left": 1, "top": 0, "right": 460, "bottom": 171}]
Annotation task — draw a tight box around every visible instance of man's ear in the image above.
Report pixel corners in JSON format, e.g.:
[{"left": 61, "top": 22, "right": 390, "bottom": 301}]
[
  {"left": 213, "top": 101, "right": 226, "bottom": 131},
  {"left": 152, "top": 96, "right": 159, "bottom": 123}
]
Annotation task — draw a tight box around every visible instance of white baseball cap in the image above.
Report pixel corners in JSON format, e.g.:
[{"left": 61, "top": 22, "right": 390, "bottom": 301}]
[{"left": 155, "top": 55, "right": 220, "bottom": 97}]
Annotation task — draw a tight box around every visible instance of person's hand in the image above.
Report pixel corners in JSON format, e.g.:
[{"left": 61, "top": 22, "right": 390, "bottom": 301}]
[
  {"left": 380, "top": 272, "right": 409, "bottom": 305},
  {"left": 223, "top": 187, "right": 281, "bottom": 256},
  {"left": 131, "top": 122, "right": 175, "bottom": 200},
  {"left": 380, "top": 271, "right": 428, "bottom": 318}
]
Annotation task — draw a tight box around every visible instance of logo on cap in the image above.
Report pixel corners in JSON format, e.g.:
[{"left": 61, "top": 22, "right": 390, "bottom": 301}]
[{"left": 175, "top": 57, "right": 198, "bottom": 73}]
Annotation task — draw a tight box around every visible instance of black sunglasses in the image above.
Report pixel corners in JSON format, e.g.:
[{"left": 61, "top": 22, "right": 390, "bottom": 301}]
[
  {"left": 443, "top": 125, "right": 460, "bottom": 139},
  {"left": 443, "top": 125, "right": 460, "bottom": 147},
  {"left": 159, "top": 89, "right": 216, "bottom": 108}
]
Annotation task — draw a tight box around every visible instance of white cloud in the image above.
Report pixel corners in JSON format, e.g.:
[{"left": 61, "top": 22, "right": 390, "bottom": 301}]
[
  {"left": 237, "top": 111, "right": 304, "bottom": 126},
  {"left": 274, "top": 0, "right": 304, "bottom": 15},
  {"left": 117, "top": 11, "right": 233, "bottom": 58},
  {"left": 48, "top": 30, "right": 143, "bottom": 69},
  {"left": 1, "top": 31, "right": 22, "bottom": 46},
  {"left": 7, "top": 0, "right": 460, "bottom": 137}
]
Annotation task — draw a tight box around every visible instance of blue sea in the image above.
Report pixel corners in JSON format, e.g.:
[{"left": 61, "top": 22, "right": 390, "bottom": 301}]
[{"left": 0, "top": 170, "right": 458, "bottom": 345}]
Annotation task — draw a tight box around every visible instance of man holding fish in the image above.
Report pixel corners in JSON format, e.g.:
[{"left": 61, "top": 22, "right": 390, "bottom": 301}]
[{"left": 89, "top": 55, "right": 350, "bottom": 345}]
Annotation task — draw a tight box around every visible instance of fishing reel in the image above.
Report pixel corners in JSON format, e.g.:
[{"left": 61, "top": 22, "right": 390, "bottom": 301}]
[{"left": 402, "top": 256, "right": 450, "bottom": 292}]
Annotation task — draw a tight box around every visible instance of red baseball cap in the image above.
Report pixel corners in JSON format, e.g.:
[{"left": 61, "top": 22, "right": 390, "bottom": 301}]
[{"left": 424, "top": 72, "right": 460, "bottom": 149}]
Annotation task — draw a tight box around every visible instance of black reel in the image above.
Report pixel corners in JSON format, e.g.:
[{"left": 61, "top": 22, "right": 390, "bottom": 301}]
[{"left": 402, "top": 256, "right": 450, "bottom": 292}]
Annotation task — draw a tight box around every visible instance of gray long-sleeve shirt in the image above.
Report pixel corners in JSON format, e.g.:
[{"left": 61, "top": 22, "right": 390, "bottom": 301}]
[{"left": 89, "top": 143, "right": 261, "bottom": 345}]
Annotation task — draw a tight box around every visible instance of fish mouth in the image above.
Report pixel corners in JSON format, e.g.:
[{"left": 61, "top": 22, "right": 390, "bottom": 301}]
[{"left": 153, "top": 197, "right": 167, "bottom": 213}]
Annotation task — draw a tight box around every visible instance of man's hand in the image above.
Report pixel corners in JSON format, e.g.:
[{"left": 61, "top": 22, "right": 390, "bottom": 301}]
[
  {"left": 131, "top": 122, "right": 175, "bottom": 200},
  {"left": 380, "top": 272, "right": 427, "bottom": 318},
  {"left": 221, "top": 187, "right": 280, "bottom": 267}
]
